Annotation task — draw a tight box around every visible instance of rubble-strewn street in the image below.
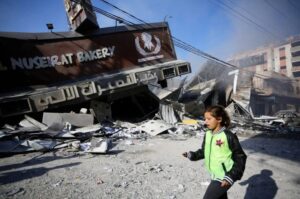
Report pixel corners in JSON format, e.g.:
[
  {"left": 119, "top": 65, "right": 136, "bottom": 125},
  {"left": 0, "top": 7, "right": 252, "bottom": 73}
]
[
  {"left": 1, "top": 132, "right": 300, "bottom": 199},
  {"left": 1, "top": 1, "right": 300, "bottom": 199}
]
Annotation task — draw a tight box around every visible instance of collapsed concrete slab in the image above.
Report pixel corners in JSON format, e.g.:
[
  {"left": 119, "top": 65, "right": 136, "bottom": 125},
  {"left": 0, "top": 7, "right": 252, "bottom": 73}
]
[
  {"left": 139, "top": 120, "right": 172, "bottom": 136},
  {"left": 42, "top": 112, "right": 94, "bottom": 127}
]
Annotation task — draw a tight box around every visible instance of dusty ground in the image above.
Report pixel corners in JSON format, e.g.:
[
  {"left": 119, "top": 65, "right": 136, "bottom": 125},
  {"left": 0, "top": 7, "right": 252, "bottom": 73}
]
[{"left": 0, "top": 133, "right": 300, "bottom": 199}]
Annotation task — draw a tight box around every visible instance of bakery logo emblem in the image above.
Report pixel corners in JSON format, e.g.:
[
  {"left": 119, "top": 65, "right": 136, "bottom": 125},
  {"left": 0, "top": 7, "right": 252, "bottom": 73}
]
[{"left": 135, "top": 32, "right": 163, "bottom": 62}]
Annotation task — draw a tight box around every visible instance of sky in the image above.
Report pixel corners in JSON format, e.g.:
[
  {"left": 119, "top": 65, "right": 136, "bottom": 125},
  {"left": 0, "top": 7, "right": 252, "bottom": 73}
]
[{"left": 0, "top": 0, "right": 300, "bottom": 75}]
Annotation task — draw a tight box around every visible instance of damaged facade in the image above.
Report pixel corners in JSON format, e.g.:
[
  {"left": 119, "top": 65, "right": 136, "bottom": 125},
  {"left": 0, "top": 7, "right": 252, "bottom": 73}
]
[
  {"left": 0, "top": 0, "right": 197, "bottom": 155},
  {"left": 184, "top": 59, "right": 300, "bottom": 118},
  {"left": 227, "top": 34, "right": 300, "bottom": 115},
  {"left": 0, "top": 0, "right": 191, "bottom": 123},
  {"left": 250, "top": 71, "right": 300, "bottom": 115}
]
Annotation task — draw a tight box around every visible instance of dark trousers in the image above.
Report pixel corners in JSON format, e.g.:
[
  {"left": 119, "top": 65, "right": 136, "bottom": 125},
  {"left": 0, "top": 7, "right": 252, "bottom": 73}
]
[{"left": 203, "top": 180, "right": 231, "bottom": 199}]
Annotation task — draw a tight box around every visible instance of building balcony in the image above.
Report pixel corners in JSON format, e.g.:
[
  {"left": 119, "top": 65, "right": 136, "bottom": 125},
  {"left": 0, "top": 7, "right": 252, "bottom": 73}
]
[
  {"left": 291, "top": 56, "right": 300, "bottom": 63},
  {"left": 291, "top": 46, "right": 300, "bottom": 53}
]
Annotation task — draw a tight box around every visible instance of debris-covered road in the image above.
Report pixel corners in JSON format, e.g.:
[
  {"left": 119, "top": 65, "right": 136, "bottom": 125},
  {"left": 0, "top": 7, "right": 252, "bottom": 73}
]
[{"left": 1, "top": 134, "right": 299, "bottom": 199}]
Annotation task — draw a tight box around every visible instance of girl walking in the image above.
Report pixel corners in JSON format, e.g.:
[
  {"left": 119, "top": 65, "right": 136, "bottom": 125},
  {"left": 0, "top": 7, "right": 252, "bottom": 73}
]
[{"left": 183, "top": 105, "right": 247, "bottom": 199}]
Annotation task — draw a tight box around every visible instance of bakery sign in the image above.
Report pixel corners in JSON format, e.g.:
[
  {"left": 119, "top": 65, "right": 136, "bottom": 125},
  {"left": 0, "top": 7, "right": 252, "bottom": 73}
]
[
  {"left": 0, "top": 23, "right": 176, "bottom": 89},
  {"left": 10, "top": 46, "right": 115, "bottom": 70}
]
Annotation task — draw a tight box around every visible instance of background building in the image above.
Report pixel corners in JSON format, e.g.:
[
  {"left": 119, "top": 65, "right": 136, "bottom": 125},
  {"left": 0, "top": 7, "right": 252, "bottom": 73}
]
[
  {"left": 229, "top": 35, "right": 300, "bottom": 80},
  {"left": 228, "top": 35, "right": 300, "bottom": 115}
]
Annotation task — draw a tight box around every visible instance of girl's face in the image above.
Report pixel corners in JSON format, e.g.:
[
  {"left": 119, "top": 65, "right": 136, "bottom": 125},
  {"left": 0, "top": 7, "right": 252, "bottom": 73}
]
[{"left": 204, "top": 111, "right": 222, "bottom": 132}]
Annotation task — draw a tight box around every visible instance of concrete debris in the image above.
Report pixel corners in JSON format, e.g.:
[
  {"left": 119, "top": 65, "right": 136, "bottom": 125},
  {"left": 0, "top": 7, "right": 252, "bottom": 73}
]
[
  {"left": 115, "top": 121, "right": 138, "bottom": 129},
  {"left": 69, "top": 124, "right": 102, "bottom": 134},
  {"left": 52, "top": 180, "right": 64, "bottom": 187},
  {"left": 79, "top": 143, "right": 91, "bottom": 152},
  {"left": 89, "top": 138, "right": 112, "bottom": 154},
  {"left": 42, "top": 112, "right": 94, "bottom": 128},
  {"left": 1, "top": 80, "right": 299, "bottom": 156},
  {"left": 125, "top": 140, "right": 134, "bottom": 145},
  {"left": 158, "top": 102, "right": 179, "bottom": 124},
  {"left": 226, "top": 99, "right": 253, "bottom": 121},
  {"left": 69, "top": 140, "right": 81, "bottom": 150},
  {"left": 139, "top": 120, "right": 172, "bottom": 136},
  {"left": 80, "top": 108, "right": 88, "bottom": 114},
  {"left": 0, "top": 130, "right": 6, "bottom": 139},
  {"left": 149, "top": 164, "right": 163, "bottom": 173},
  {"left": 24, "top": 115, "right": 48, "bottom": 131},
  {"left": 177, "top": 184, "right": 185, "bottom": 193},
  {"left": 19, "top": 118, "right": 36, "bottom": 128},
  {"left": 1, "top": 107, "right": 298, "bottom": 156},
  {"left": 96, "top": 178, "right": 104, "bottom": 185}
]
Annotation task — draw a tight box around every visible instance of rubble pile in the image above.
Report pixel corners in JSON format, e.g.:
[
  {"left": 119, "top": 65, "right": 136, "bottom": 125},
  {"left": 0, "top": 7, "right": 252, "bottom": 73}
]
[
  {"left": 1, "top": 71, "right": 300, "bottom": 156},
  {"left": 0, "top": 109, "right": 205, "bottom": 156},
  {"left": 2, "top": 98, "right": 299, "bottom": 157}
]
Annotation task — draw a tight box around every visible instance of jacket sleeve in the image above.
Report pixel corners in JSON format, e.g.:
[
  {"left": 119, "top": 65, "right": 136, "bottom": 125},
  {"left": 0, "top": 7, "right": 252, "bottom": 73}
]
[
  {"left": 225, "top": 130, "right": 247, "bottom": 183},
  {"left": 187, "top": 134, "right": 206, "bottom": 161}
]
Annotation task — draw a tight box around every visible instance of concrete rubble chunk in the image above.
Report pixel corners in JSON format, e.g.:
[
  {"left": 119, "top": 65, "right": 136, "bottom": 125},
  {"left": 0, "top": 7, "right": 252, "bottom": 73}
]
[
  {"left": 89, "top": 138, "right": 112, "bottom": 154},
  {"left": 24, "top": 115, "right": 48, "bottom": 131},
  {"left": 70, "top": 124, "right": 102, "bottom": 134},
  {"left": 139, "top": 119, "right": 172, "bottom": 136},
  {"left": 158, "top": 103, "right": 179, "bottom": 124},
  {"left": 42, "top": 112, "right": 94, "bottom": 128},
  {"left": 3, "top": 126, "right": 40, "bottom": 136},
  {"left": 19, "top": 119, "right": 36, "bottom": 128}
]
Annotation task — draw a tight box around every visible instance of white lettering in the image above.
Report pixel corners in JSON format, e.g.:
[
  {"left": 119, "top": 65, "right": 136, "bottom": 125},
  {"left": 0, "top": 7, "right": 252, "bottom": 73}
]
[
  {"left": 83, "top": 51, "right": 91, "bottom": 62},
  {"left": 51, "top": 56, "right": 60, "bottom": 66},
  {"left": 40, "top": 57, "right": 48, "bottom": 68},
  {"left": 108, "top": 46, "right": 115, "bottom": 56},
  {"left": 89, "top": 50, "right": 98, "bottom": 60},
  {"left": 9, "top": 46, "right": 115, "bottom": 70},
  {"left": 102, "top": 48, "right": 109, "bottom": 58},
  {"left": 24, "top": 57, "right": 34, "bottom": 69},
  {"left": 61, "top": 54, "right": 69, "bottom": 65},
  {"left": 10, "top": 57, "right": 23, "bottom": 70},
  {"left": 95, "top": 49, "right": 103, "bottom": 58},
  {"left": 77, "top": 52, "right": 85, "bottom": 63},
  {"left": 65, "top": 53, "right": 73, "bottom": 64}
]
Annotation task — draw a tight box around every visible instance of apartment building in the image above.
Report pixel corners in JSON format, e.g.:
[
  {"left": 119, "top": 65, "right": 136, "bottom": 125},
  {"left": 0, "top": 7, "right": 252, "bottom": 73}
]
[
  {"left": 229, "top": 35, "right": 300, "bottom": 80},
  {"left": 228, "top": 36, "right": 300, "bottom": 115}
]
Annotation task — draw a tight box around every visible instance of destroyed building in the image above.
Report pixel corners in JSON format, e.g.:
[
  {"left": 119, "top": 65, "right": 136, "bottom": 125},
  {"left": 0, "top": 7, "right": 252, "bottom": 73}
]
[
  {"left": 250, "top": 71, "right": 300, "bottom": 116},
  {"left": 184, "top": 60, "right": 300, "bottom": 119},
  {"left": 226, "top": 34, "right": 300, "bottom": 116},
  {"left": 0, "top": 0, "right": 191, "bottom": 124},
  {"left": 228, "top": 35, "right": 300, "bottom": 81}
]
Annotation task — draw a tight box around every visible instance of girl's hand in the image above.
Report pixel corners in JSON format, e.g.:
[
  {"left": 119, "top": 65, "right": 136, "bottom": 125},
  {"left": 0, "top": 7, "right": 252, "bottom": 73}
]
[
  {"left": 182, "top": 152, "right": 188, "bottom": 158},
  {"left": 220, "top": 180, "right": 231, "bottom": 188}
]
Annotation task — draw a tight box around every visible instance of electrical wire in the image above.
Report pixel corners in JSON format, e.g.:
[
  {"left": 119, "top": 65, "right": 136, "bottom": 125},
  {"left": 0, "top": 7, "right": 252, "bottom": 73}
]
[
  {"left": 95, "top": 0, "right": 298, "bottom": 83},
  {"left": 264, "top": 0, "right": 289, "bottom": 20},
  {"left": 213, "top": 0, "right": 281, "bottom": 40},
  {"left": 69, "top": 0, "right": 298, "bottom": 83},
  {"left": 288, "top": 0, "right": 300, "bottom": 10},
  {"left": 225, "top": 0, "right": 287, "bottom": 37},
  {"left": 97, "top": 0, "right": 237, "bottom": 69}
]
